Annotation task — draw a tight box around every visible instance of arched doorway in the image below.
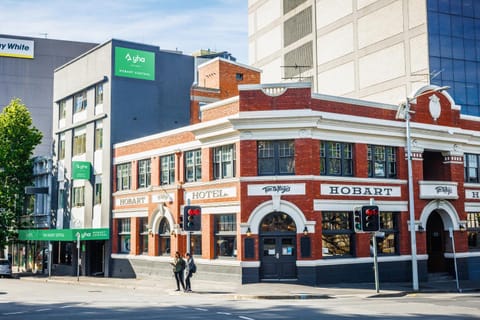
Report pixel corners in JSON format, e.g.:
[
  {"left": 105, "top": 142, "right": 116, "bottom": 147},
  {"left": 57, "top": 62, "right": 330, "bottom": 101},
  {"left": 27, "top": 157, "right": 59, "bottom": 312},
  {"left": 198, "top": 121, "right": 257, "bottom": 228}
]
[
  {"left": 259, "top": 211, "right": 297, "bottom": 280},
  {"left": 426, "top": 211, "right": 446, "bottom": 273}
]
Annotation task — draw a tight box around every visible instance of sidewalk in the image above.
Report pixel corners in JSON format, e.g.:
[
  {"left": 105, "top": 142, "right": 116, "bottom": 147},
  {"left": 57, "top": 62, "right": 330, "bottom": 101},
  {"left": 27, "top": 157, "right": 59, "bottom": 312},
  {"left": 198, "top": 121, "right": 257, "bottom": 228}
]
[{"left": 13, "top": 272, "right": 480, "bottom": 299}]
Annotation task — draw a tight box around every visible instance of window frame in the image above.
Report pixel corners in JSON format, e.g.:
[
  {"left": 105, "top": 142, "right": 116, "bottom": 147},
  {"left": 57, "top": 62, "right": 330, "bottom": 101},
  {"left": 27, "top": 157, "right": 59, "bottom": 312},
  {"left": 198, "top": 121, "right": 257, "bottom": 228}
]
[
  {"left": 116, "top": 163, "right": 131, "bottom": 191},
  {"left": 320, "top": 141, "right": 353, "bottom": 176},
  {"left": 367, "top": 145, "right": 397, "bottom": 178},
  {"left": 467, "top": 212, "right": 480, "bottom": 251},
  {"left": 73, "top": 127, "right": 86, "bottom": 156},
  {"left": 214, "top": 214, "right": 237, "bottom": 259},
  {"left": 321, "top": 211, "right": 354, "bottom": 258},
  {"left": 73, "top": 91, "right": 87, "bottom": 114},
  {"left": 160, "top": 154, "right": 175, "bottom": 185},
  {"left": 72, "top": 186, "right": 85, "bottom": 207},
  {"left": 138, "top": 159, "right": 152, "bottom": 189},
  {"left": 213, "top": 144, "right": 236, "bottom": 180},
  {"left": 257, "top": 140, "right": 295, "bottom": 175},
  {"left": 184, "top": 149, "right": 202, "bottom": 182},
  {"left": 465, "top": 153, "right": 479, "bottom": 183}
]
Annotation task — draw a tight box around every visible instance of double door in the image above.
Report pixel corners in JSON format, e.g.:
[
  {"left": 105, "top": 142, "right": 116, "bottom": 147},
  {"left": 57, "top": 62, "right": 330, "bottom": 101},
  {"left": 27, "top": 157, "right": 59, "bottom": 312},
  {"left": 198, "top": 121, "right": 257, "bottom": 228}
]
[{"left": 260, "top": 236, "right": 297, "bottom": 280}]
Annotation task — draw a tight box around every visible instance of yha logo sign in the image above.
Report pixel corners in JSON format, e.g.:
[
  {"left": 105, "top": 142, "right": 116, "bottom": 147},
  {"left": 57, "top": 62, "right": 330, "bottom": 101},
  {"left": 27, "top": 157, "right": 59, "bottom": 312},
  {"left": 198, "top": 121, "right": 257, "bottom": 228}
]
[{"left": 125, "top": 53, "right": 146, "bottom": 64}]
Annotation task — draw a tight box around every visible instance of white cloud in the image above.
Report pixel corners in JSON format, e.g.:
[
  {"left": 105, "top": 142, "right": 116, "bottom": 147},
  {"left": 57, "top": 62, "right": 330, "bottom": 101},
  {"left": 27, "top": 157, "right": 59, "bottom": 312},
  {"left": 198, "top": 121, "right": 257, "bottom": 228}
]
[{"left": 0, "top": 0, "right": 248, "bottom": 62}]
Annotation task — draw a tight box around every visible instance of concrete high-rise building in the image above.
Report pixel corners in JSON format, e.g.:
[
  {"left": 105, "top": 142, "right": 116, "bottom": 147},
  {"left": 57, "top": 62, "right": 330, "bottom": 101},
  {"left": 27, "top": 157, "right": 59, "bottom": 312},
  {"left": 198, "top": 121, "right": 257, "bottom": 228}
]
[
  {"left": 0, "top": 35, "right": 97, "bottom": 156},
  {"left": 248, "top": 0, "right": 480, "bottom": 116}
]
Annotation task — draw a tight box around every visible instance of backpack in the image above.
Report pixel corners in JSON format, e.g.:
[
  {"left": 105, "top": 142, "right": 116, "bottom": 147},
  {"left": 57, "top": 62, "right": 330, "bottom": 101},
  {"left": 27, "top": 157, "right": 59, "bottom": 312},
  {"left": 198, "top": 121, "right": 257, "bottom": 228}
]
[{"left": 191, "top": 263, "right": 197, "bottom": 273}]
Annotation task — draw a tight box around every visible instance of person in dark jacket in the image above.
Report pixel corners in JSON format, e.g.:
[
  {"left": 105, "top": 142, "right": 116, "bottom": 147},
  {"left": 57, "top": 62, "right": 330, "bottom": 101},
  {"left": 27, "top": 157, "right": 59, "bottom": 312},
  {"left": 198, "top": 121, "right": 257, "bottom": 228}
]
[
  {"left": 171, "top": 251, "right": 186, "bottom": 291},
  {"left": 184, "top": 252, "right": 195, "bottom": 292}
]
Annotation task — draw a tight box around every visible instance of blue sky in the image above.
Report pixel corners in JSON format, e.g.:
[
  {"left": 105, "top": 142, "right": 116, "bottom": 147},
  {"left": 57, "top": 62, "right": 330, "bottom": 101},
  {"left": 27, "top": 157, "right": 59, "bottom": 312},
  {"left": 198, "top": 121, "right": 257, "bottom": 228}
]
[{"left": 0, "top": 0, "right": 248, "bottom": 62}]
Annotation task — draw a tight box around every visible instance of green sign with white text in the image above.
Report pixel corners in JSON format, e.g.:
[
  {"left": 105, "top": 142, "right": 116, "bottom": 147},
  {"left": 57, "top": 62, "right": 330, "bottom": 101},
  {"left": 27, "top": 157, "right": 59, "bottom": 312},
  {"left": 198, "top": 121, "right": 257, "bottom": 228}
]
[
  {"left": 114, "top": 46, "right": 155, "bottom": 80},
  {"left": 18, "top": 228, "right": 110, "bottom": 241},
  {"left": 72, "top": 161, "right": 91, "bottom": 180}
]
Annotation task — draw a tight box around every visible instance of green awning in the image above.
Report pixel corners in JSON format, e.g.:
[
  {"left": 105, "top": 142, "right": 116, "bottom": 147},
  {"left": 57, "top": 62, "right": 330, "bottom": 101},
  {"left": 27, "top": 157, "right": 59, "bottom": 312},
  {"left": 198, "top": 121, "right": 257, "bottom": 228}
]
[{"left": 18, "top": 228, "right": 110, "bottom": 241}]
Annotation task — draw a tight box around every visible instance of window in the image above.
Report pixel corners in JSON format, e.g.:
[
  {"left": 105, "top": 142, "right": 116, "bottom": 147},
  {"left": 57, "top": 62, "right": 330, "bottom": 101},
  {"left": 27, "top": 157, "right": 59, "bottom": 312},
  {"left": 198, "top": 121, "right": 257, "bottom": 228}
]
[
  {"left": 160, "top": 154, "right": 175, "bottom": 185},
  {"left": 368, "top": 145, "right": 397, "bottom": 178},
  {"left": 236, "top": 73, "right": 244, "bottom": 81},
  {"left": 139, "top": 217, "right": 148, "bottom": 255},
  {"left": 95, "top": 83, "right": 103, "bottom": 105},
  {"left": 118, "top": 218, "right": 131, "bottom": 254},
  {"left": 322, "top": 211, "right": 353, "bottom": 257},
  {"left": 116, "top": 163, "right": 131, "bottom": 191},
  {"left": 59, "top": 100, "right": 66, "bottom": 120},
  {"left": 58, "top": 133, "right": 65, "bottom": 160},
  {"left": 185, "top": 149, "right": 202, "bottom": 182},
  {"left": 213, "top": 144, "right": 236, "bottom": 179},
  {"left": 320, "top": 141, "right": 353, "bottom": 176},
  {"left": 138, "top": 159, "right": 151, "bottom": 188},
  {"left": 73, "top": 127, "right": 86, "bottom": 156},
  {"left": 94, "top": 176, "right": 102, "bottom": 205},
  {"left": 95, "top": 122, "right": 103, "bottom": 151},
  {"left": 258, "top": 140, "right": 295, "bottom": 175},
  {"left": 157, "top": 218, "right": 171, "bottom": 256},
  {"left": 214, "top": 214, "right": 237, "bottom": 258},
  {"left": 260, "top": 212, "right": 296, "bottom": 232},
  {"left": 467, "top": 212, "right": 480, "bottom": 250},
  {"left": 465, "top": 154, "right": 479, "bottom": 183},
  {"left": 73, "top": 91, "right": 87, "bottom": 113},
  {"left": 374, "top": 212, "right": 399, "bottom": 255},
  {"left": 72, "top": 186, "right": 85, "bottom": 207},
  {"left": 190, "top": 234, "right": 202, "bottom": 256}
]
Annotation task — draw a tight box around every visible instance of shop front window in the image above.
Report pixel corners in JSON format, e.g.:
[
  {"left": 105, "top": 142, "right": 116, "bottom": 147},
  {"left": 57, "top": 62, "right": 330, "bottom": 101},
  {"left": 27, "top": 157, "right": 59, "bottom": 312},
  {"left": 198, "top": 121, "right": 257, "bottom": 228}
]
[
  {"left": 467, "top": 212, "right": 480, "bottom": 250},
  {"left": 214, "top": 214, "right": 237, "bottom": 258},
  {"left": 322, "top": 211, "right": 353, "bottom": 257}
]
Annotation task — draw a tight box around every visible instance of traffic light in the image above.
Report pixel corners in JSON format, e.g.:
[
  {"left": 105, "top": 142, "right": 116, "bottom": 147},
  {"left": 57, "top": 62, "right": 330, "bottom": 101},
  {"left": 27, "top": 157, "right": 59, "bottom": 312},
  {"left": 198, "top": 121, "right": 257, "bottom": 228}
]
[
  {"left": 183, "top": 206, "right": 201, "bottom": 231},
  {"left": 361, "top": 205, "right": 380, "bottom": 232},
  {"left": 353, "top": 207, "right": 362, "bottom": 232}
]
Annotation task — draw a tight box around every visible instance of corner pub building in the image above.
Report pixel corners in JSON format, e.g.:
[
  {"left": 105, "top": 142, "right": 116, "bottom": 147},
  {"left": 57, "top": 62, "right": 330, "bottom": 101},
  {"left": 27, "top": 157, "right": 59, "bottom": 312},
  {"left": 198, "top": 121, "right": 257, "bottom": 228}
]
[{"left": 111, "top": 82, "right": 480, "bottom": 285}]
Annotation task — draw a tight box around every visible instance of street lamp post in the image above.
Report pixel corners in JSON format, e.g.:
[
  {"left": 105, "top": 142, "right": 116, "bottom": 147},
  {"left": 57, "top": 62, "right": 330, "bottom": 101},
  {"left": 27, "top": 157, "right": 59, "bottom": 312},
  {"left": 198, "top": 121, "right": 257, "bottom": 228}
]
[
  {"left": 399, "top": 86, "right": 449, "bottom": 292},
  {"left": 404, "top": 96, "right": 419, "bottom": 291}
]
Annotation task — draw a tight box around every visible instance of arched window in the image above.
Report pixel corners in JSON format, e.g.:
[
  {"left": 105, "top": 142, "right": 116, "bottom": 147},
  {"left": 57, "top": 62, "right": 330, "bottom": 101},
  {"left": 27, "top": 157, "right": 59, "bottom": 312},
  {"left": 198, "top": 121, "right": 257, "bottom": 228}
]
[
  {"left": 260, "top": 212, "right": 296, "bottom": 233},
  {"left": 158, "top": 218, "right": 171, "bottom": 256}
]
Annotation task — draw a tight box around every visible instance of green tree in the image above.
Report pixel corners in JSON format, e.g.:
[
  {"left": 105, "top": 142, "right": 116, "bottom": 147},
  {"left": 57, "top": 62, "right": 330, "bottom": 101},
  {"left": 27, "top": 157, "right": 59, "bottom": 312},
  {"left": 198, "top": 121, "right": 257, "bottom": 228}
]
[{"left": 0, "top": 98, "right": 42, "bottom": 254}]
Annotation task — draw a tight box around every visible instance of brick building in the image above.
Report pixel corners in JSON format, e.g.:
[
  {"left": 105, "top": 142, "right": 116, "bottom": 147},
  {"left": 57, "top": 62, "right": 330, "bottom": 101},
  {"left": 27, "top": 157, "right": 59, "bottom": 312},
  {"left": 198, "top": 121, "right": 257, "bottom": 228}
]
[{"left": 110, "top": 81, "right": 480, "bottom": 285}]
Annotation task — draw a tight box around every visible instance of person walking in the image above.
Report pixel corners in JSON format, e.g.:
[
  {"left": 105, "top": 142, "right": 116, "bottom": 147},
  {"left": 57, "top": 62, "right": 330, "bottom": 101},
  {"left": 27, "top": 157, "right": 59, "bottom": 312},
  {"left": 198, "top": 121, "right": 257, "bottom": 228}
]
[
  {"left": 171, "top": 251, "right": 186, "bottom": 291},
  {"left": 184, "top": 252, "right": 195, "bottom": 292}
]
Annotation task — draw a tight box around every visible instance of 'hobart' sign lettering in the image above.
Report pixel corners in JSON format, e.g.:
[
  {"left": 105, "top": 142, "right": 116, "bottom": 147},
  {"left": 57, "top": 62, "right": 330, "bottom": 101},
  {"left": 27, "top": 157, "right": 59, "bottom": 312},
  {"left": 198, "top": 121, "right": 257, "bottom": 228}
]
[
  {"left": 321, "top": 184, "right": 400, "bottom": 197},
  {"left": 116, "top": 196, "right": 148, "bottom": 206}
]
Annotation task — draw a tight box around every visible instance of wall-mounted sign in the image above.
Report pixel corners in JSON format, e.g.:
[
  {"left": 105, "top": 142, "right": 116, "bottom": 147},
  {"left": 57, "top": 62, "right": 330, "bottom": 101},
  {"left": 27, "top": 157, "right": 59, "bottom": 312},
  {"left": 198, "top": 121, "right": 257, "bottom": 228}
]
[
  {"left": 466, "top": 190, "right": 480, "bottom": 199},
  {"left": 116, "top": 196, "right": 148, "bottom": 206},
  {"left": 152, "top": 192, "right": 175, "bottom": 203},
  {"left": 114, "top": 46, "right": 155, "bottom": 80},
  {"left": 321, "top": 184, "right": 400, "bottom": 197},
  {"left": 248, "top": 183, "right": 306, "bottom": 196},
  {"left": 18, "top": 228, "right": 110, "bottom": 241},
  {"left": 419, "top": 181, "right": 458, "bottom": 199},
  {"left": 72, "top": 161, "right": 91, "bottom": 180},
  {"left": 0, "top": 37, "right": 34, "bottom": 59},
  {"left": 185, "top": 187, "right": 236, "bottom": 201}
]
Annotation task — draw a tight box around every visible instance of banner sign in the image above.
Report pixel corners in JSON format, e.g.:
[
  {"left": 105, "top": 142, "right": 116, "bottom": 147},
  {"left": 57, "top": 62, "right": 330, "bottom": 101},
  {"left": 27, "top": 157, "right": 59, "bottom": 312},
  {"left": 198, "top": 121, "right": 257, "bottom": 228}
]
[
  {"left": 0, "top": 37, "right": 34, "bottom": 59},
  {"left": 114, "top": 46, "right": 155, "bottom": 80},
  {"left": 72, "top": 161, "right": 91, "bottom": 180},
  {"left": 18, "top": 228, "right": 110, "bottom": 241}
]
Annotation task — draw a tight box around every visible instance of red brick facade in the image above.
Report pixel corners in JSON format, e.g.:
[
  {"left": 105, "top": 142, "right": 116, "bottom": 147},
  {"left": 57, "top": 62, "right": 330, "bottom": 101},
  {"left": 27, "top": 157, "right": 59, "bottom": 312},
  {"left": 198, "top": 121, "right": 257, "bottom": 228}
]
[{"left": 111, "top": 82, "right": 480, "bottom": 285}]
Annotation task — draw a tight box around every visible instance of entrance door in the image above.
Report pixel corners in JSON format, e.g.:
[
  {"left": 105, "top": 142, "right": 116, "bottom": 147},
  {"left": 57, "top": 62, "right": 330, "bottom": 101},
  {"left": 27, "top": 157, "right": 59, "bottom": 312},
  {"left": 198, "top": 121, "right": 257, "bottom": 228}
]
[
  {"left": 426, "top": 211, "right": 446, "bottom": 273},
  {"left": 260, "top": 236, "right": 297, "bottom": 280}
]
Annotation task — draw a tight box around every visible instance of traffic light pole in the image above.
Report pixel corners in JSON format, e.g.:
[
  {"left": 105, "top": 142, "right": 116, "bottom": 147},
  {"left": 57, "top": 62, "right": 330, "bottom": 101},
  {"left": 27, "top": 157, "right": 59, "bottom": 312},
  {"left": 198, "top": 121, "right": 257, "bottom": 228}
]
[
  {"left": 372, "top": 233, "right": 379, "bottom": 293},
  {"left": 187, "top": 231, "right": 191, "bottom": 255}
]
